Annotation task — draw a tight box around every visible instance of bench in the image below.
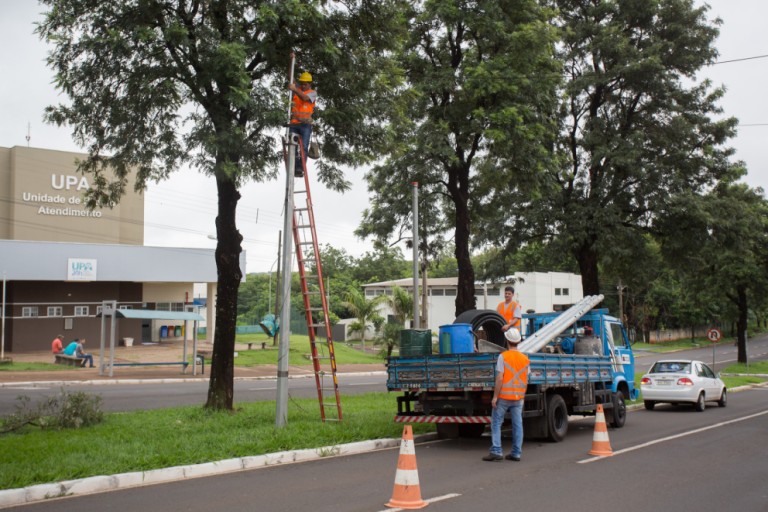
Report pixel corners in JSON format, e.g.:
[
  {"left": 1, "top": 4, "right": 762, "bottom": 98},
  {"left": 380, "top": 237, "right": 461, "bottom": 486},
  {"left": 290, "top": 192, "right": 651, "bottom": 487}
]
[
  {"left": 54, "top": 354, "right": 83, "bottom": 367},
  {"left": 246, "top": 342, "right": 267, "bottom": 350}
]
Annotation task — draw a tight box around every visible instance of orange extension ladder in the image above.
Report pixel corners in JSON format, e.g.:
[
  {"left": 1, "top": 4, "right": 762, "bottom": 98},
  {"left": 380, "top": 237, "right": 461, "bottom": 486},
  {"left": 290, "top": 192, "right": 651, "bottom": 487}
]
[{"left": 289, "top": 145, "right": 342, "bottom": 422}]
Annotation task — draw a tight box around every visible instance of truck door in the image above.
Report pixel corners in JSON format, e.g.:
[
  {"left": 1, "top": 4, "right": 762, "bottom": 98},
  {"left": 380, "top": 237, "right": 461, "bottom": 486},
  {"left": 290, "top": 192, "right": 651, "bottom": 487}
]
[{"left": 605, "top": 320, "right": 634, "bottom": 379}]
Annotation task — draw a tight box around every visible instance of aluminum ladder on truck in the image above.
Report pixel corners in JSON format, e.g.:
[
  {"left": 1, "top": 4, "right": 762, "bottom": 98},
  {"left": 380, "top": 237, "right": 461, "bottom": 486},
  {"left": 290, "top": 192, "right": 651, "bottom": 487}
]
[
  {"left": 518, "top": 294, "right": 605, "bottom": 354},
  {"left": 290, "top": 155, "right": 343, "bottom": 422}
]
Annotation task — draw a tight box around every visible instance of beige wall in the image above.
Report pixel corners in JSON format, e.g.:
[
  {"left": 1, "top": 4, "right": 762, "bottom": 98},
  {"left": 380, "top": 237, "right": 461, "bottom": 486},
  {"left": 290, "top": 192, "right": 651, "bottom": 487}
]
[
  {"left": 2, "top": 146, "right": 143, "bottom": 244},
  {"left": 0, "top": 147, "right": 11, "bottom": 239}
]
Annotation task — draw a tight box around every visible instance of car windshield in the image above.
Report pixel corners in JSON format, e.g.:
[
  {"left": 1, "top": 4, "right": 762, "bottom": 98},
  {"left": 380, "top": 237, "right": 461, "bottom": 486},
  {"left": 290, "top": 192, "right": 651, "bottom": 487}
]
[{"left": 650, "top": 362, "right": 691, "bottom": 374}]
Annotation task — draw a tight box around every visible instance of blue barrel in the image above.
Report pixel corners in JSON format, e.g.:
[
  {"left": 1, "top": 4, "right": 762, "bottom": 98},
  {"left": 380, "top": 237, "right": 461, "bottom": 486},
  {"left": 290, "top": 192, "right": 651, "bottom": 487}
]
[
  {"left": 160, "top": 325, "right": 168, "bottom": 338},
  {"left": 439, "top": 323, "right": 474, "bottom": 354}
]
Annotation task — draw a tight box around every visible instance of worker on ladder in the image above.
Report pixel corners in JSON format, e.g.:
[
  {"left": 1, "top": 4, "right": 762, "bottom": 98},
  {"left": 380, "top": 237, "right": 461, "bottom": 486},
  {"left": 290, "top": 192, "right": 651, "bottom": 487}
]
[{"left": 287, "top": 71, "right": 317, "bottom": 177}]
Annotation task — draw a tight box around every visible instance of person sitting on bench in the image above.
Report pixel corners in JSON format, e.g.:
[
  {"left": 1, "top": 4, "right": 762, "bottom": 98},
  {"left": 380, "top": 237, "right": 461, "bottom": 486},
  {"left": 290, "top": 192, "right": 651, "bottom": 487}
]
[
  {"left": 51, "top": 334, "right": 64, "bottom": 354},
  {"left": 63, "top": 338, "right": 94, "bottom": 368}
]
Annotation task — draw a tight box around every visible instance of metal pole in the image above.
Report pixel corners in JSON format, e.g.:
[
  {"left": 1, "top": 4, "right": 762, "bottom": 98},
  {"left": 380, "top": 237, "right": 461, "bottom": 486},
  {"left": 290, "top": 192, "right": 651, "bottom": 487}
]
[
  {"left": 1, "top": 272, "right": 6, "bottom": 361},
  {"left": 276, "top": 53, "right": 297, "bottom": 428},
  {"left": 273, "top": 232, "right": 281, "bottom": 347},
  {"left": 412, "top": 182, "right": 420, "bottom": 328}
]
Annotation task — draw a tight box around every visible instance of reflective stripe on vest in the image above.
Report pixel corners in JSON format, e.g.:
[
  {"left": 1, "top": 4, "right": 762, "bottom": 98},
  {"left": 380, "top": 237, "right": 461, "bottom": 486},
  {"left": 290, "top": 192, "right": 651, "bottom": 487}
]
[
  {"left": 497, "top": 301, "right": 520, "bottom": 328},
  {"left": 291, "top": 89, "right": 316, "bottom": 124},
  {"left": 499, "top": 351, "right": 529, "bottom": 401}
]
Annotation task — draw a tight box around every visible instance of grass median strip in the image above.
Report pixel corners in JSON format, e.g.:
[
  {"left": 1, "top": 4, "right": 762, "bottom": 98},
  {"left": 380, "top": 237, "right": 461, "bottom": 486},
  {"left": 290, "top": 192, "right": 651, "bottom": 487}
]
[{"left": 0, "top": 392, "right": 434, "bottom": 490}]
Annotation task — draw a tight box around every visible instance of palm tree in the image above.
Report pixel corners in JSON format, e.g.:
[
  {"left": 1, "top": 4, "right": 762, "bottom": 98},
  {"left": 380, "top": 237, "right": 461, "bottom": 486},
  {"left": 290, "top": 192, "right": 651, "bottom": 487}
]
[
  {"left": 341, "top": 289, "right": 385, "bottom": 350},
  {"left": 387, "top": 285, "right": 414, "bottom": 326}
]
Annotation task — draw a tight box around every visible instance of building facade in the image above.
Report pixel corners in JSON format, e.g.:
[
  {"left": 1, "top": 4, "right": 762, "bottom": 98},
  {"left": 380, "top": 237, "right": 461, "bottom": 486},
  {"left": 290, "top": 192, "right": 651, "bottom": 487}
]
[{"left": 0, "top": 146, "right": 230, "bottom": 352}]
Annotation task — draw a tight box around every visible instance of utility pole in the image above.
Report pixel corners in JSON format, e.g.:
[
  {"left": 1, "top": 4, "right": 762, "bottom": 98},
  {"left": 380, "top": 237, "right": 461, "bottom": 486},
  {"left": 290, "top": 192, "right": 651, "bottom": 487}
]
[
  {"left": 276, "top": 53, "right": 297, "bottom": 428},
  {"left": 411, "top": 182, "right": 420, "bottom": 328},
  {"left": 617, "top": 279, "right": 626, "bottom": 324},
  {"left": 273, "top": 231, "right": 281, "bottom": 346}
]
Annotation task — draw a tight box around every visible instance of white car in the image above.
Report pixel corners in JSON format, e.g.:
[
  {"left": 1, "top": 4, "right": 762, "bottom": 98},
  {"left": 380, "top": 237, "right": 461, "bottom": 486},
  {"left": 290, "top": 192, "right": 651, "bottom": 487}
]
[{"left": 640, "top": 359, "right": 727, "bottom": 412}]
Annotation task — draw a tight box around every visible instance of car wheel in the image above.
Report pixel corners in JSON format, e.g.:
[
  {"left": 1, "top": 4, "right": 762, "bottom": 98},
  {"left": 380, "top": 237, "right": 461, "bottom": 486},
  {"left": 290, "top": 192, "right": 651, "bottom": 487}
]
[
  {"left": 695, "top": 392, "right": 706, "bottom": 412},
  {"left": 644, "top": 400, "right": 655, "bottom": 411},
  {"left": 546, "top": 394, "right": 568, "bottom": 442},
  {"left": 608, "top": 391, "right": 626, "bottom": 428},
  {"left": 718, "top": 388, "right": 727, "bottom": 408}
]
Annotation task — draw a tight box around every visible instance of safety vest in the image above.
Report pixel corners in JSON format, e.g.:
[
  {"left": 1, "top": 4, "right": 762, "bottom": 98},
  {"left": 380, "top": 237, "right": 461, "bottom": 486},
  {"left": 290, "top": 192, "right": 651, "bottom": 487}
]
[
  {"left": 497, "top": 300, "right": 521, "bottom": 328},
  {"left": 499, "top": 350, "right": 529, "bottom": 401},
  {"left": 290, "top": 89, "right": 316, "bottom": 124}
]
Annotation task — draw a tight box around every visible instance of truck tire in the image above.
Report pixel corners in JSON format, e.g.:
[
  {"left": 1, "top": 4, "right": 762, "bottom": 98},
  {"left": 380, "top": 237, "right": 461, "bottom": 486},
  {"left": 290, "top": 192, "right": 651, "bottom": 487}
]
[
  {"left": 453, "top": 309, "right": 507, "bottom": 348},
  {"left": 644, "top": 400, "right": 655, "bottom": 411},
  {"left": 546, "top": 394, "right": 568, "bottom": 442},
  {"left": 608, "top": 391, "right": 626, "bottom": 428},
  {"left": 458, "top": 423, "right": 487, "bottom": 438}
]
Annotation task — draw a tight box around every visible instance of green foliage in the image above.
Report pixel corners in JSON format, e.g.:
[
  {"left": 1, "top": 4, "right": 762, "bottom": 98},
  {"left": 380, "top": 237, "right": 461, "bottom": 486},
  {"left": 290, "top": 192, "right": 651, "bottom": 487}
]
[
  {"left": 358, "top": 0, "right": 561, "bottom": 314},
  {"left": 0, "top": 393, "right": 434, "bottom": 490},
  {"left": 1, "top": 390, "right": 104, "bottom": 434},
  {"left": 341, "top": 289, "right": 385, "bottom": 343},
  {"left": 375, "top": 322, "right": 403, "bottom": 358}
]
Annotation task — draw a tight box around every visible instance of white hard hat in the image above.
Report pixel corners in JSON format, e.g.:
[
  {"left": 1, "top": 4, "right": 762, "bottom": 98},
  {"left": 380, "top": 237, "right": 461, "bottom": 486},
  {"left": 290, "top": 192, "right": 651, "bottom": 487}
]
[{"left": 504, "top": 328, "right": 521, "bottom": 344}]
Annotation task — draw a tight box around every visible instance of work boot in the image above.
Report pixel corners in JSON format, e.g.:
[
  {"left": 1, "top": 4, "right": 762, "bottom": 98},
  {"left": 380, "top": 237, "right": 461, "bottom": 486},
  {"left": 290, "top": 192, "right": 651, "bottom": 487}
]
[
  {"left": 505, "top": 454, "right": 521, "bottom": 461},
  {"left": 294, "top": 168, "right": 304, "bottom": 178},
  {"left": 482, "top": 453, "right": 503, "bottom": 462}
]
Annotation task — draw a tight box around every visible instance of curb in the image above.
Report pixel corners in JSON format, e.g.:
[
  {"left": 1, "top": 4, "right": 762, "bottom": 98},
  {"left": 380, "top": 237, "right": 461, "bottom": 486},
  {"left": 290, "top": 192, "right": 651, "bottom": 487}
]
[
  {"left": 0, "top": 371, "right": 387, "bottom": 388},
  {"left": 0, "top": 432, "right": 437, "bottom": 509}
]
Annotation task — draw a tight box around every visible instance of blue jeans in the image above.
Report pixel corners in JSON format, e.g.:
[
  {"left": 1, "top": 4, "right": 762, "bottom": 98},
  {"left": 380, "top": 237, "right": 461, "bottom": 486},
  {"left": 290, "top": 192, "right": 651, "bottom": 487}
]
[
  {"left": 490, "top": 398, "right": 523, "bottom": 457},
  {"left": 289, "top": 123, "right": 312, "bottom": 172},
  {"left": 78, "top": 354, "right": 94, "bottom": 368}
]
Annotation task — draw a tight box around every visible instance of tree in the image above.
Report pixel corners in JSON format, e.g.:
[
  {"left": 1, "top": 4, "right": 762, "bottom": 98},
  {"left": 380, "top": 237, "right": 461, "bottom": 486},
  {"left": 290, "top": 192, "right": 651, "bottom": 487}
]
[
  {"left": 38, "top": 0, "right": 408, "bottom": 410},
  {"left": 387, "top": 285, "right": 414, "bottom": 326},
  {"left": 357, "top": 0, "right": 561, "bottom": 317},
  {"left": 479, "top": 0, "right": 739, "bottom": 296},
  {"left": 340, "top": 289, "right": 384, "bottom": 349},
  {"left": 658, "top": 184, "right": 768, "bottom": 363}
]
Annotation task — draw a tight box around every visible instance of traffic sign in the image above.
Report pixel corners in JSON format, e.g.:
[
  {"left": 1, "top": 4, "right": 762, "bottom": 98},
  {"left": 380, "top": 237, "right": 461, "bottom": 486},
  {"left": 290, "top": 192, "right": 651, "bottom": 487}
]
[{"left": 706, "top": 328, "right": 722, "bottom": 343}]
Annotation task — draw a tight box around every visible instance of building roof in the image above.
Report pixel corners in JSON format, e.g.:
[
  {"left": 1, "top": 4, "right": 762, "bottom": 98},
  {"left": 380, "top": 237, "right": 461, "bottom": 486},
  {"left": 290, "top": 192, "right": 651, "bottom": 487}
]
[{"left": 0, "top": 239, "right": 239, "bottom": 282}]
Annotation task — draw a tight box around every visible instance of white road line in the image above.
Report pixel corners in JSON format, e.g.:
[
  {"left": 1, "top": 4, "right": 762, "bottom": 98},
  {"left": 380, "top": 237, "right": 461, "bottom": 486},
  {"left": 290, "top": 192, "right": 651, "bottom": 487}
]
[
  {"left": 3, "top": 386, "right": 49, "bottom": 390},
  {"left": 376, "top": 493, "right": 462, "bottom": 512},
  {"left": 578, "top": 409, "right": 768, "bottom": 464}
]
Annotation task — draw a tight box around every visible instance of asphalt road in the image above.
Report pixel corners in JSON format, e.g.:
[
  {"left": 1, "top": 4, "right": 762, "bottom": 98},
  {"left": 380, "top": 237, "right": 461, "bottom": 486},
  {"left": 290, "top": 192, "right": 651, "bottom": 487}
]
[
  {"left": 1, "top": 336, "right": 766, "bottom": 415},
  {"left": 13, "top": 384, "right": 768, "bottom": 511}
]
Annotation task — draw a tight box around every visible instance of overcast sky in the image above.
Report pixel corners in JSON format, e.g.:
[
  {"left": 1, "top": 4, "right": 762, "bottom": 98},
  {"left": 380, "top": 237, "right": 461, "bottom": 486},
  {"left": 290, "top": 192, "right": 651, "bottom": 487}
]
[{"left": 1, "top": 1, "right": 766, "bottom": 273}]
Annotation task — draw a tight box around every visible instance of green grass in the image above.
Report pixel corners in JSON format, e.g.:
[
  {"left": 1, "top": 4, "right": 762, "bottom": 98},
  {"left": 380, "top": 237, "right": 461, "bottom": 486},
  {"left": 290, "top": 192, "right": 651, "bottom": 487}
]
[
  {"left": 0, "top": 392, "right": 433, "bottom": 490},
  {"left": 229, "top": 334, "right": 384, "bottom": 366},
  {"left": 0, "top": 361, "right": 75, "bottom": 372}
]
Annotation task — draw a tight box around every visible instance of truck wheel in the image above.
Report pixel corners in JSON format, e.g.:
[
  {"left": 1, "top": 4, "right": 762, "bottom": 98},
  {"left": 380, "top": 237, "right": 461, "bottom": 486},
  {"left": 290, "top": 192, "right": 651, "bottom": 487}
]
[
  {"left": 546, "top": 394, "right": 568, "bottom": 442},
  {"left": 644, "top": 400, "right": 655, "bottom": 411},
  {"left": 458, "top": 424, "right": 486, "bottom": 438},
  {"left": 608, "top": 391, "right": 626, "bottom": 428}
]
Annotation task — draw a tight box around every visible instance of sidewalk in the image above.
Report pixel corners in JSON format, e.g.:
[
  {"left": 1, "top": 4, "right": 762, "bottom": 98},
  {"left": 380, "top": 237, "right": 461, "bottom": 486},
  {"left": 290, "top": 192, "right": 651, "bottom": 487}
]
[{"left": 0, "top": 341, "right": 386, "bottom": 386}]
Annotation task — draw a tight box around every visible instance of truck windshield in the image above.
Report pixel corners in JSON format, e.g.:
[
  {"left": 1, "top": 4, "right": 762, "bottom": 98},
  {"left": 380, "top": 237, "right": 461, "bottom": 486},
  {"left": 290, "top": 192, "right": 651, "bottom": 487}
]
[{"left": 607, "top": 322, "right": 628, "bottom": 348}]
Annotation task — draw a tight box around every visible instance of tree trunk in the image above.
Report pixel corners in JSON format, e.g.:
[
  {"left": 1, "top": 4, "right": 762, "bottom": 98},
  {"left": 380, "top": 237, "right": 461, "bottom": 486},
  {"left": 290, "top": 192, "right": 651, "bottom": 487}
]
[
  {"left": 205, "top": 170, "right": 243, "bottom": 410},
  {"left": 736, "top": 285, "right": 748, "bottom": 364},
  {"left": 453, "top": 182, "right": 476, "bottom": 317},
  {"left": 574, "top": 240, "right": 600, "bottom": 296}
]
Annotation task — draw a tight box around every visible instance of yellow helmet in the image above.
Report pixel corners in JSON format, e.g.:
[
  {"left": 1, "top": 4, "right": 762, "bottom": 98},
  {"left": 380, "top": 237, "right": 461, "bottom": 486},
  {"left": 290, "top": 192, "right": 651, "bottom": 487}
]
[{"left": 298, "top": 71, "right": 313, "bottom": 83}]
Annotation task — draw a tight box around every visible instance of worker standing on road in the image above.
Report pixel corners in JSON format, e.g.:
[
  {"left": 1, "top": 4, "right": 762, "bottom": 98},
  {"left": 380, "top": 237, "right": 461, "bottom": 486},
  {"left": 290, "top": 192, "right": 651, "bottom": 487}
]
[
  {"left": 288, "top": 71, "right": 317, "bottom": 178},
  {"left": 497, "top": 286, "right": 522, "bottom": 333},
  {"left": 483, "top": 328, "right": 529, "bottom": 462}
]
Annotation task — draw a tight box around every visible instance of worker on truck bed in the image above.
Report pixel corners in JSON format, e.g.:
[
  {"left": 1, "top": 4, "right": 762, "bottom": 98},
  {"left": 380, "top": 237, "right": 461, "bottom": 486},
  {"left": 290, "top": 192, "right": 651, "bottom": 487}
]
[
  {"left": 497, "top": 285, "right": 522, "bottom": 332},
  {"left": 287, "top": 71, "right": 317, "bottom": 178},
  {"left": 484, "top": 328, "right": 529, "bottom": 462}
]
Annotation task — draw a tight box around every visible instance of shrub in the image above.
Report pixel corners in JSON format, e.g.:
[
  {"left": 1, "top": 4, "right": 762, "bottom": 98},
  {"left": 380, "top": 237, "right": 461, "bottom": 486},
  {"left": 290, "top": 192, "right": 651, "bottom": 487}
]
[{"left": 1, "top": 389, "right": 103, "bottom": 433}]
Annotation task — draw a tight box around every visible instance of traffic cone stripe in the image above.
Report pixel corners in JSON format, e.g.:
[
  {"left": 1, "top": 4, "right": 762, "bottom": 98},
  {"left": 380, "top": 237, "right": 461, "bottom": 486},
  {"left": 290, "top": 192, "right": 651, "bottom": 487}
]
[
  {"left": 399, "top": 439, "right": 416, "bottom": 455},
  {"left": 592, "top": 431, "right": 610, "bottom": 442},
  {"left": 394, "top": 469, "right": 420, "bottom": 486}
]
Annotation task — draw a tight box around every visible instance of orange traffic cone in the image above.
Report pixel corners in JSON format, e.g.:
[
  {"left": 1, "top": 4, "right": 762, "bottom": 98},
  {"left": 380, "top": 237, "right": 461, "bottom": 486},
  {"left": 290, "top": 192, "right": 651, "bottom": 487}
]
[
  {"left": 386, "top": 424, "right": 428, "bottom": 509},
  {"left": 588, "top": 404, "right": 613, "bottom": 457}
]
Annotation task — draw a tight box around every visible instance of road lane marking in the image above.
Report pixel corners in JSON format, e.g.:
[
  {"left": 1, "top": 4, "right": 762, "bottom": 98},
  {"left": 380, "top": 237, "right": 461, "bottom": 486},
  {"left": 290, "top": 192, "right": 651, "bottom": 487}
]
[
  {"left": 578, "top": 409, "right": 768, "bottom": 464},
  {"left": 376, "top": 493, "right": 461, "bottom": 511}
]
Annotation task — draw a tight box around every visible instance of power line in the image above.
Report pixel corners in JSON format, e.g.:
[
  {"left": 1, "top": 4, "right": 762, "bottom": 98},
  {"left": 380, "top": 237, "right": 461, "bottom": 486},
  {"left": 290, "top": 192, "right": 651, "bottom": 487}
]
[{"left": 713, "top": 54, "right": 768, "bottom": 65}]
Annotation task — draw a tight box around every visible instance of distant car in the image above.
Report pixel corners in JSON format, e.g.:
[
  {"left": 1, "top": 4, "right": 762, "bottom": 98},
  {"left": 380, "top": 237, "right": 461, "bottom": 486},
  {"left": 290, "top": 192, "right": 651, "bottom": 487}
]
[{"left": 640, "top": 359, "right": 727, "bottom": 412}]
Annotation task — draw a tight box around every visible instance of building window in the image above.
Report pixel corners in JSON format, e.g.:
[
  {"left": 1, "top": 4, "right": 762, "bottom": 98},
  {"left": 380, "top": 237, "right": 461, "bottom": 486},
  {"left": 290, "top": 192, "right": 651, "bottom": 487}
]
[
  {"left": 365, "top": 289, "right": 375, "bottom": 296},
  {"left": 562, "top": 288, "right": 569, "bottom": 296},
  {"left": 119, "top": 305, "right": 133, "bottom": 310},
  {"left": 444, "top": 289, "right": 457, "bottom": 296},
  {"left": 431, "top": 289, "right": 444, "bottom": 296},
  {"left": 22, "top": 307, "right": 39, "bottom": 317},
  {"left": 47, "top": 306, "right": 63, "bottom": 317},
  {"left": 555, "top": 288, "right": 562, "bottom": 296},
  {"left": 74, "top": 306, "right": 89, "bottom": 316},
  {"left": 156, "top": 302, "right": 184, "bottom": 312}
]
